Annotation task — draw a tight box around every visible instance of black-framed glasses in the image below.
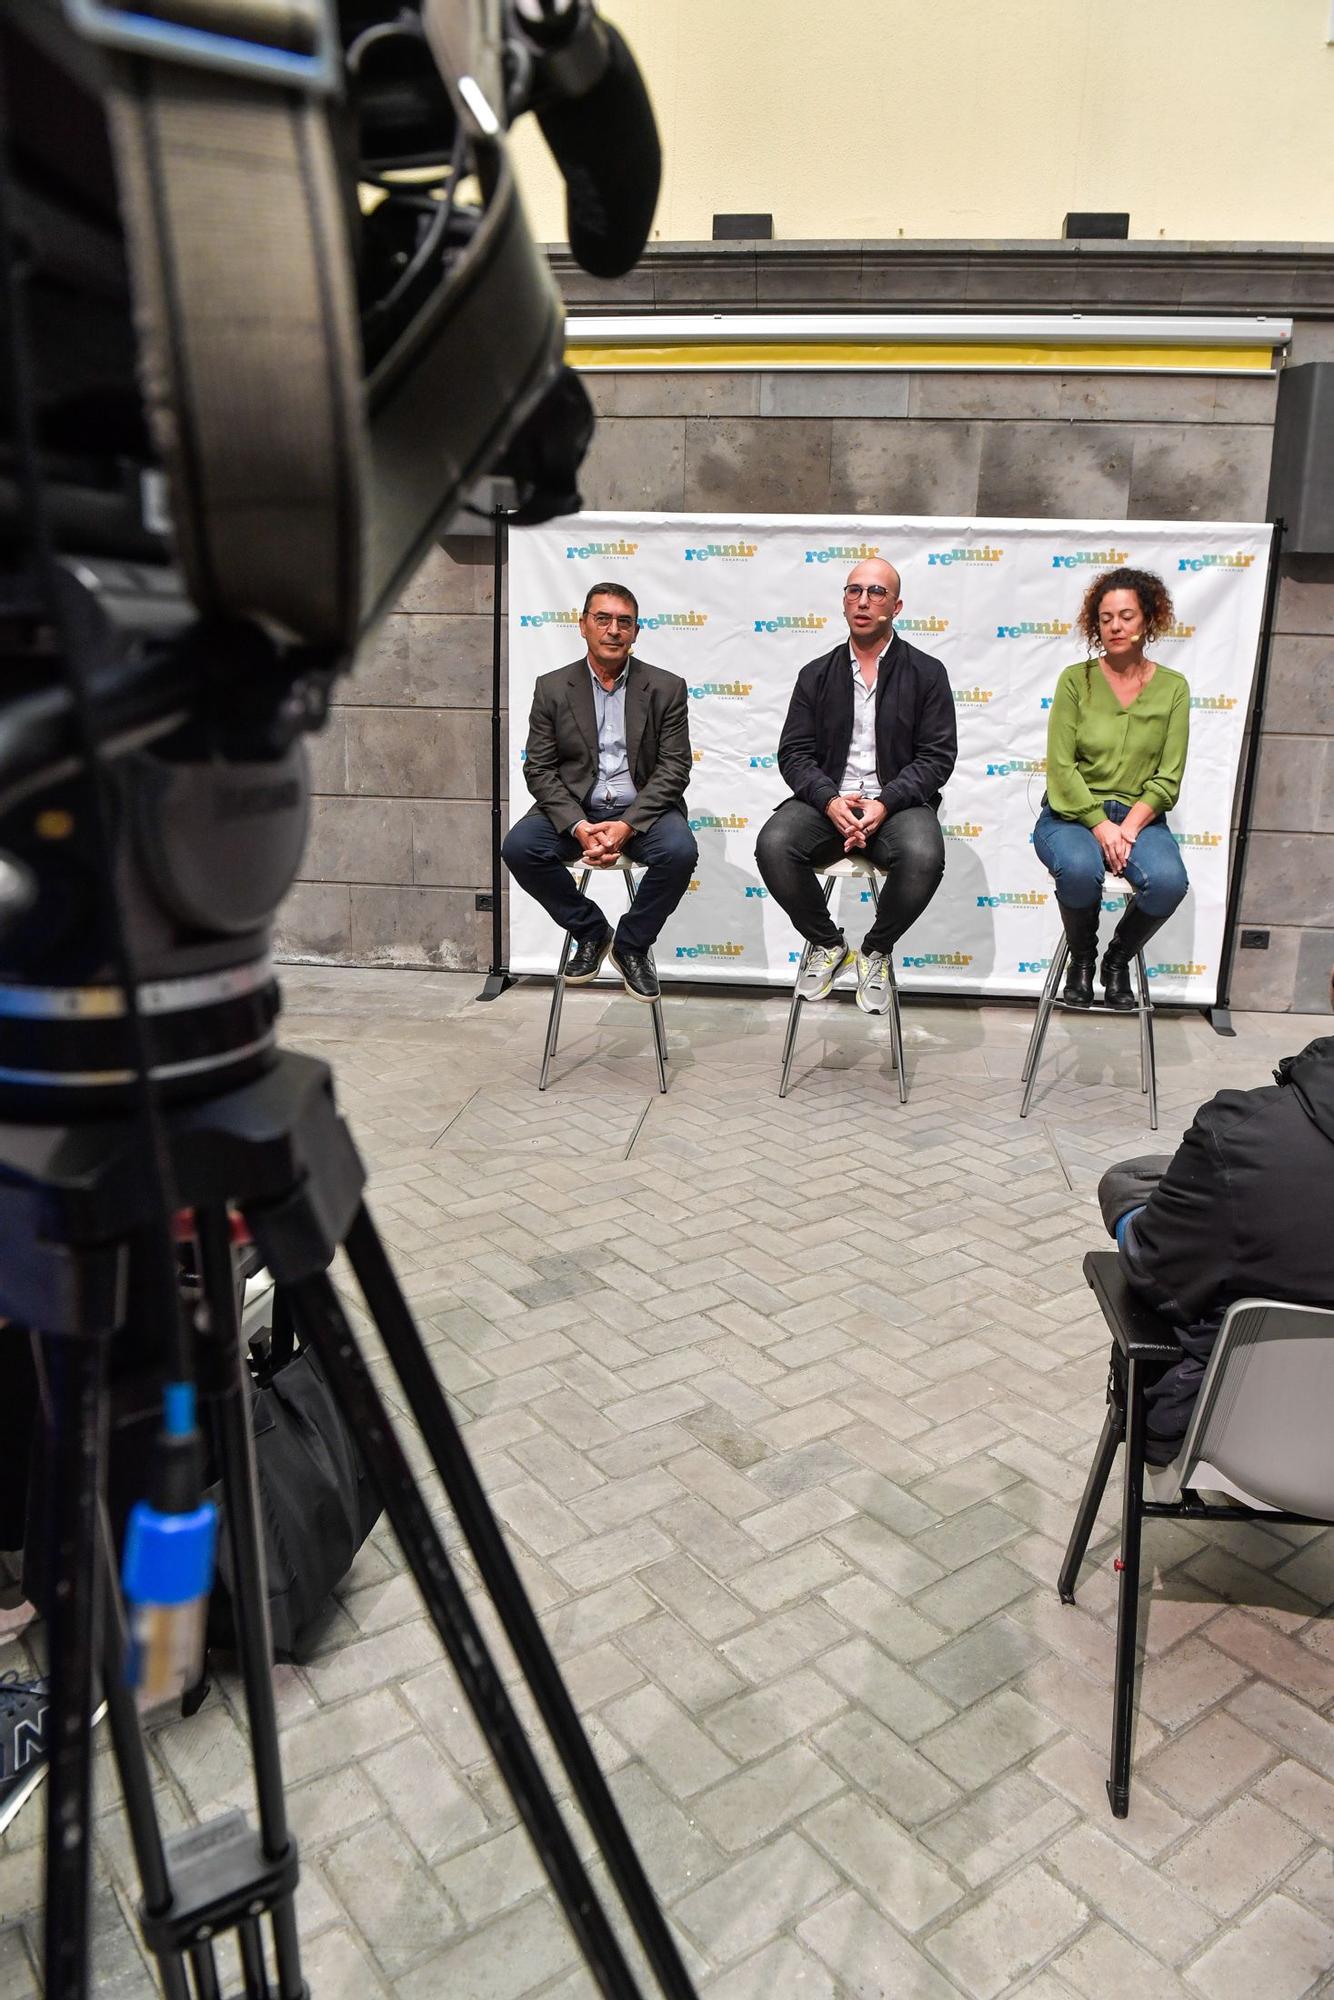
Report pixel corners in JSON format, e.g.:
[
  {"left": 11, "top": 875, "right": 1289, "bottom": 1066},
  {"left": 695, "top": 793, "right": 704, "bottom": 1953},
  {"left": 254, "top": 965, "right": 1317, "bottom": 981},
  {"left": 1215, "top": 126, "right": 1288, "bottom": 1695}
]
[
  {"left": 588, "top": 612, "right": 636, "bottom": 631},
  {"left": 843, "top": 584, "right": 889, "bottom": 601}
]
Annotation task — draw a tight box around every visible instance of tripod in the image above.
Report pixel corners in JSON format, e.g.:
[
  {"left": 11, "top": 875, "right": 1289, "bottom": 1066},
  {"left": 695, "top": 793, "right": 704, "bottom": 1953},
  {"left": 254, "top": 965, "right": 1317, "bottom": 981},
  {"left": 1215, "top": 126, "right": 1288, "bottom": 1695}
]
[{"left": 7, "top": 1048, "right": 699, "bottom": 2000}]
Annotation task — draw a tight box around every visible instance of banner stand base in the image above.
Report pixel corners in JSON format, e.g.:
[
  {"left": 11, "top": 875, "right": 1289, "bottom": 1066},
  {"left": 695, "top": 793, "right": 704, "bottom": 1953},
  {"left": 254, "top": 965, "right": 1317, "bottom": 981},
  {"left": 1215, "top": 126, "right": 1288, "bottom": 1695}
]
[
  {"left": 477, "top": 972, "right": 516, "bottom": 1004},
  {"left": 1207, "top": 1006, "right": 1235, "bottom": 1038}
]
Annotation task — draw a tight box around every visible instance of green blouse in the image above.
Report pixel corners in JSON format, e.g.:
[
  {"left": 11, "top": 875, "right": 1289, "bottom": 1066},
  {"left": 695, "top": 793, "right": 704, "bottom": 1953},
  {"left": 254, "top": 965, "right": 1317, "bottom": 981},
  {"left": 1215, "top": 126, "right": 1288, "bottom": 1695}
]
[{"left": 1044, "top": 660, "right": 1190, "bottom": 829}]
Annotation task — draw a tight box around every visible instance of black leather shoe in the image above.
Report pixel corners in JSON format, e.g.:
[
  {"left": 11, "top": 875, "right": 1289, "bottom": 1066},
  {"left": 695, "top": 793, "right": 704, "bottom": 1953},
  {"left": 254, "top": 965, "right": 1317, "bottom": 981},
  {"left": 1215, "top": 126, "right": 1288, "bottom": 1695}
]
[
  {"left": 610, "top": 942, "right": 660, "bottom": 1002},
  {"left": 564, "top": 926, "right": 612, "bottom": 984}
]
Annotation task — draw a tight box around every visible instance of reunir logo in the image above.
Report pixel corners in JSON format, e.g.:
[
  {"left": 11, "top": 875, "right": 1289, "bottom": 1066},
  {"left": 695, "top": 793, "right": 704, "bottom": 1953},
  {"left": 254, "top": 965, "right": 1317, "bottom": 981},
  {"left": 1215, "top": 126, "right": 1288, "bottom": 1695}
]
[
  {"left": 985, "top": 757, "right": 1046, "bottom": 778},
  {"left": 901, "top": 951, "right": 974, "bottom": 968},
  {"left": 753, "top": 614, "right": 829, "bottom": 634},
  {"left": 943, "top": 822, "right": 983, "bottom": 841},
  {"left": 953, "top": 686, "right": 993, "bottom": 707},
  {"left": 1172, "top": 830, "right": 1223, "bottom": 848},
  {"left": 1190, "top": 694, "right": 1236, "bottom": 712},
  {"left": 748, "top": 754, "right": 778, "bottom": 769},
  {"left": 896, "top": 616, "right": 949, "bottom": 634},
  {"left": 1177, "top": 552, "right": 1255, "bottom": 572},
  {"left": 565, "top": 538, "right": 639, "bottom": 559},
  {"left": 688, "top": 681, "right": 752, "bottom": 699},
  {"left": 683, "top": 541, "right": 757, "bottom": 562},
  {"left": 805, "top": 542, "right": 880, "bottom": 564},
  {"left": 1018, "top": 958, "right": 1052, "bottom": 974},
  {"left": 638, "top": 611, "right": 708, "bottom": 632},
  {"left": 1149, "top": 960, "right": 1208, "bottom": 977},
  {"left": 996, "top": 619, "right": 1072, "bottom": 640},
  {"left": 976, "top": 891, "right": 1048, "bottom": 908},
  {"left": 517, "top": 608, "right": 579, "bottom": 628},
  {"left": 688, "top": 813, "right": 749, "bottom": 831},
  {"left": 1050, "top": 547, "right": 1128, "bottom": 569},
  {"left": 675, "top": 942, "right": 745, "bottom": 959},
  {"left": 927, "top": 544, "right": 1002, "bottom": 567}
]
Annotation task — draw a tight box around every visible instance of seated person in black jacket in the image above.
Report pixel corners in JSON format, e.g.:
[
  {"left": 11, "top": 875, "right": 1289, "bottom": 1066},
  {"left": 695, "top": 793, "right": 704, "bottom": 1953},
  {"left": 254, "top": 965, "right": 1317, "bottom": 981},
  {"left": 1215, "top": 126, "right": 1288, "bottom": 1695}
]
[
  {"left": 755, "top": 559, "right": 958, "bottom": 1016},
  {"left": 1098, "top": 965, "right": 1334, "bottom": 1464}
]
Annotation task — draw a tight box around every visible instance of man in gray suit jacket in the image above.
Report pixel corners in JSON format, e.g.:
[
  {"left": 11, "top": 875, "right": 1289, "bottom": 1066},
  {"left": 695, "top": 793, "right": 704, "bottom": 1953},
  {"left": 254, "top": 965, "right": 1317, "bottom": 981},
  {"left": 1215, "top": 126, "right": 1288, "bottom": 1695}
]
[{"left": 502, "top": 581, "right": 697, "bottom": 1001}]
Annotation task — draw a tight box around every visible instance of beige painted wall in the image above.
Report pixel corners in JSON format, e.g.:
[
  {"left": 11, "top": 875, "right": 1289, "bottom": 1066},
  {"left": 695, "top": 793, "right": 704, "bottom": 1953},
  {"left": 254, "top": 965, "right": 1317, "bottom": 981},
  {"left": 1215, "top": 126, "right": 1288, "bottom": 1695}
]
[{"left": 509, "top": 0, "right": 1334, "bottom": 244}]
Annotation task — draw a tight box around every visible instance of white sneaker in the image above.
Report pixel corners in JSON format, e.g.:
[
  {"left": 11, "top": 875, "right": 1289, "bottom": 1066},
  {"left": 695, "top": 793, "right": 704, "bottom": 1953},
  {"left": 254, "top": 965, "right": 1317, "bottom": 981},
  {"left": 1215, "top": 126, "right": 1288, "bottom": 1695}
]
[
  {"left": 795, "top": 942, "right": 850, "bottom": 1001},
  {"left": 855, "top": 951, "right": 892, "bottom": 1014}
]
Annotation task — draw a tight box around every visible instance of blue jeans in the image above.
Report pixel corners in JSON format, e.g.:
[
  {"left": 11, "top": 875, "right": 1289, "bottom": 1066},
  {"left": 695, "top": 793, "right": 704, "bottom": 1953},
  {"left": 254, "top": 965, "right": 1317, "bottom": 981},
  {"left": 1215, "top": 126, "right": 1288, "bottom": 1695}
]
[
  {"left": 1033, "top": 799, "right": 1189, "bottom": 918},
  {"left": 502, "top": 805, "right": 698, "bottom": 952}
]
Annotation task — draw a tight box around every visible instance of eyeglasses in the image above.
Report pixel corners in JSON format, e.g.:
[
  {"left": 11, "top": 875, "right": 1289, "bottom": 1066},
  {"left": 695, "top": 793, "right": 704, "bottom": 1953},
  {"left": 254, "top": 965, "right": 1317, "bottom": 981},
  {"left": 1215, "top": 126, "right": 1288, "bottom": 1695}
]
[
  {"left": 843, "top": 584, "right": 890, "bottom": 601},
  {"left": 588, "top": 612, "right": 636, "bottom": 631}
]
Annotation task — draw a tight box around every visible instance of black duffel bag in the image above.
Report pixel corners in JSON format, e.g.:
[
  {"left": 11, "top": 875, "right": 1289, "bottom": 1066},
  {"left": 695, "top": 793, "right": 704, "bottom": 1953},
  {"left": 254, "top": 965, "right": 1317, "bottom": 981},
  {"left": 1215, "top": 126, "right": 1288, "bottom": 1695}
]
[{"left": 206, "top": 1287, "right": 383, "bottom": 1661}]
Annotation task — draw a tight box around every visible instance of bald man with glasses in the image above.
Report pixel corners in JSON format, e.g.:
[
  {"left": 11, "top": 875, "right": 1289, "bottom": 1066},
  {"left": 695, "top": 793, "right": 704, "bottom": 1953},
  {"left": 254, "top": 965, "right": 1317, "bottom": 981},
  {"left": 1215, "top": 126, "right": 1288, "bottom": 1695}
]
[
  {"left": 503, "top": 581, "right": 696, "bottom": 1002},
  {"left": 755, "top": 559, "right": 957, "bottom": 1012}
]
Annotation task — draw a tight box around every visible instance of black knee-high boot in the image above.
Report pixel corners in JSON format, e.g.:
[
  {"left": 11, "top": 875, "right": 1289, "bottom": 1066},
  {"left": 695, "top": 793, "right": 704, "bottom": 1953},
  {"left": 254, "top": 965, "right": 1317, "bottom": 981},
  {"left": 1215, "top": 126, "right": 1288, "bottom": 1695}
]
[
  {"left": 1100, "top": 901, "right": 1168, "bottom": 1009},
  {"left": 1058, "top": 901, "right": 1100, "bottom": 1007}
]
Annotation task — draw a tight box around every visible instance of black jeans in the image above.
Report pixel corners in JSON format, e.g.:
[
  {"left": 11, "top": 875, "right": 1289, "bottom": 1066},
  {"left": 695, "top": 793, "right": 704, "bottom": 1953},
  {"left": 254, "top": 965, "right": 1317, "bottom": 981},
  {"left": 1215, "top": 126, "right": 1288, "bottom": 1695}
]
[
  {"left": 755, "top": 799, "right": 946, "bottom": 954},
  {"left": 501, "top": 806, "right": 698, "bottom": 953}
]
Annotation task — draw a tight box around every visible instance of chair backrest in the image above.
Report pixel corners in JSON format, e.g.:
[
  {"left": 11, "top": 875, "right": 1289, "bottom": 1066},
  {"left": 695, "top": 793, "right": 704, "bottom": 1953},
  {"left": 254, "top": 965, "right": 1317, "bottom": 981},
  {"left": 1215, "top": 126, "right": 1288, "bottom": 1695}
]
[{"left": 1179, "top": 1297, "right": 1334, "bottom": 1517}]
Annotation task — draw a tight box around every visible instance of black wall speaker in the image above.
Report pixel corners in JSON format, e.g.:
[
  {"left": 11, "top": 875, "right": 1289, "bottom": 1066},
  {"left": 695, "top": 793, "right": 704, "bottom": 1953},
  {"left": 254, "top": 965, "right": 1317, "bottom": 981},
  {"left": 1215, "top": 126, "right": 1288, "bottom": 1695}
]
[{"left": 1267, "top": 362, "right": 1334, "bottom": 553}]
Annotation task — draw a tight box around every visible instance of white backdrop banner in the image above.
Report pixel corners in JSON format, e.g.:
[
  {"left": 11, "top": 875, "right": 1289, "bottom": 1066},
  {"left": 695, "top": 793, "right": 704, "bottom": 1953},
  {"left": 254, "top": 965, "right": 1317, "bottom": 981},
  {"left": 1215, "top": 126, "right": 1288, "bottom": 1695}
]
[{"left": 507, "top": 514, "right": 1271, "bottom": 1004}]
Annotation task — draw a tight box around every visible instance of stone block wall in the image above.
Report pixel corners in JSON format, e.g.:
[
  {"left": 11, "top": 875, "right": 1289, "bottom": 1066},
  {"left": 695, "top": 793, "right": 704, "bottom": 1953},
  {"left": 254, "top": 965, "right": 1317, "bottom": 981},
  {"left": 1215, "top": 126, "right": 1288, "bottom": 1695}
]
[{"left": 275, "top": 242, "right": 1334, "bottom": 1012}]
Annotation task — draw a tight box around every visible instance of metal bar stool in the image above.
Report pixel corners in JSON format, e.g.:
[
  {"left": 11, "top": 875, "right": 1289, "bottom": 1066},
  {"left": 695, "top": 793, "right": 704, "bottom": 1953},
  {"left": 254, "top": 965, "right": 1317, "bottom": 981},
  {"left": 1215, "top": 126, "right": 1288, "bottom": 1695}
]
[
  {"left": 539, "top": 858, "right": 668, "bottom": 1094},
  {"left": 779, "top": 856, "right": 906, "bottom": 1102},
  {"left": 1020, "top": 877, "right": 1157, "bottom": 1129}
]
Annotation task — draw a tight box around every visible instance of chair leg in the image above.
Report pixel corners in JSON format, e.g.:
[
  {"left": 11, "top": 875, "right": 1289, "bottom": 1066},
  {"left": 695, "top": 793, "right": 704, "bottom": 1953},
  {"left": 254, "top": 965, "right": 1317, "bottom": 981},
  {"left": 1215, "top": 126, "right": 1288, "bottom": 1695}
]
[
  {"left": 1135, "top": 952, "right": 1158, "bottom": 1132},
  {"left": 1022, "top": 944, "right": 1066, "bottom": 1086},
  {"left": 1108, "top": 1355, "right": 1148, "bottom": 1818},
  {"left": 1020, "top": 939, "right": 1067, "bottom": 1117},
  {"left": 1059, "top": 1375, "right": 1124, "bottom": 1603}
]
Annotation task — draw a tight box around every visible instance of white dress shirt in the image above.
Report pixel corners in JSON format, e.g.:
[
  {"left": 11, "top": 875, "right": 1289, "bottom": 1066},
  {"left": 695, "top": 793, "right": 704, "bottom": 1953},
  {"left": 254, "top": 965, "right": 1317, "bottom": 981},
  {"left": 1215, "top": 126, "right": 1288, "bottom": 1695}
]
[{"left": 838, "top": 641, "right": 889, "bottom": 796}]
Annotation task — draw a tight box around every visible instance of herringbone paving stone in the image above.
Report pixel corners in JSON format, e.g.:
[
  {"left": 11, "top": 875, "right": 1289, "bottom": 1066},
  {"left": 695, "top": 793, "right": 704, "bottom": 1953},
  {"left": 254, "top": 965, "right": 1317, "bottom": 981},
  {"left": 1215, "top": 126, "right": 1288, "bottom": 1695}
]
[{"left": 3, "top": 968, "right": 1333, "bottom": 1996}]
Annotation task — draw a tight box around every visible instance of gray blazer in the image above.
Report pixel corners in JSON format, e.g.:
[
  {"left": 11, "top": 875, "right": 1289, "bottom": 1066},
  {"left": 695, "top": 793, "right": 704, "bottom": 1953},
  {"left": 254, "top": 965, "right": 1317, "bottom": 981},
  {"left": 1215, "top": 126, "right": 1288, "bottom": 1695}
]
[{"left": 520, "top": 655, "right": 692, "bottom": 834}]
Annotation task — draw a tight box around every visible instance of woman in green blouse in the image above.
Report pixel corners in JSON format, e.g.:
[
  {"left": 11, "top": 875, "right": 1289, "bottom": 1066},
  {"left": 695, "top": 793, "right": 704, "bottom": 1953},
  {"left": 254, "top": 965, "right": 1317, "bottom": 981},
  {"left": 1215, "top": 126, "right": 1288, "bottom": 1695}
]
[{"left": 1034, "top": 566, "right": 1190, "bottom": 1008}]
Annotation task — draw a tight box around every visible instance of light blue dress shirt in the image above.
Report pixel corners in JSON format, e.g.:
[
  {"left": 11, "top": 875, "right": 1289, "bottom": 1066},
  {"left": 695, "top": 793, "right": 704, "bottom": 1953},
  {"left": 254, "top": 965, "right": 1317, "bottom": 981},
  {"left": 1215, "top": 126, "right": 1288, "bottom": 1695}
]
[{"left": 588, "top": 661, "right": 638, "bottom": 811}]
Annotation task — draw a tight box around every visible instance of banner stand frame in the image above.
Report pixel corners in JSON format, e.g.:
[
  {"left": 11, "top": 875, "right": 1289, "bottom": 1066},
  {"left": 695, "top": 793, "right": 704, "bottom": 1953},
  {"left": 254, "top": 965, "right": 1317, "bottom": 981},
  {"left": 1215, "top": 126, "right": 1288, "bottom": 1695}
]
[
  {"left": 1208, "top": 515, "right": 1284, "bottom": 1038},
  {"left": 477, "top": 507, "right": 514, "bottom": 1003}
]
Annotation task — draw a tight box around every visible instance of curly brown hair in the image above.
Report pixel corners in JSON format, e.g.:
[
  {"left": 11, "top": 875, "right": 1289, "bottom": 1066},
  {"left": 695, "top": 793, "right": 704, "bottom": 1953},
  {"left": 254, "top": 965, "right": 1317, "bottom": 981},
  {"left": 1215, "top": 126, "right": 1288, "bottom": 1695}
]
[{"left": 1076, "top": 566, "right": 1175, "bottom": 653}]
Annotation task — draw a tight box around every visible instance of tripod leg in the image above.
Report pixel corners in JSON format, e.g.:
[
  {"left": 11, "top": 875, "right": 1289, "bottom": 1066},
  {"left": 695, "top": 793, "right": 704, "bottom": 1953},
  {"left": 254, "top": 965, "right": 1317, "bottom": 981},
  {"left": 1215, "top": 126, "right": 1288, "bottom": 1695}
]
[
  {"left": 336, "top": 1206, "right": 698, "bottom": 2000},
  {"left": 194, "top": 1207, "right": 304, "bottom": 2000},
  {"left": 35, "top": 1331, "right": 104, "bottom": 2000},
  {"left": 280, "top": 1261, "right": 652, "bottom": 2000},
  {"left": 94, "top": 1508, "right": 192, "bottom": 2000}
]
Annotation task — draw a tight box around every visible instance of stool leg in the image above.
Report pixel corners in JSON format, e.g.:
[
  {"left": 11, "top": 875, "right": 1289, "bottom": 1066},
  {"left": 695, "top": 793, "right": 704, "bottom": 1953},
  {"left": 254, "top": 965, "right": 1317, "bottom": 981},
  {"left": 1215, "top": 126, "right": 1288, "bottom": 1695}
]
[
  {"left": 887, "top": 965, "right": 907, "bottom": 1104},
  {"left": 779, "top": 880, "right": 836, "bottom": 1100},
  {"left": 1022, "top": 946, "right": 1065, "bottom": 1084},
  {"left": 540, "top": 934, "right": 574, "bottom": 1091},
  {"left": 623, "top": 867, "right": 669, "bottom": 1094},
  {"left": 1136, "top": 951, "right": 1158, "bottom": 1131},
  {"left": 779, "top": 960, "right": 808, "bottom": 1100},
  {"left": 1020, "top": 938, "right": 1067, "bottom": 1119},
  {"left": 538, "top": 868, "right": 591, "bottom": 1092}
]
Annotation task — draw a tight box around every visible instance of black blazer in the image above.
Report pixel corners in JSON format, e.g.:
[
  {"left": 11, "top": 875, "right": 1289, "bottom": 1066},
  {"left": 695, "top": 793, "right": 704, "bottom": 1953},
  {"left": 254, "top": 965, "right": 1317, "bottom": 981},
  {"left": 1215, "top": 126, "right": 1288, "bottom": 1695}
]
[
  {"left": 777, "top": 635, "right": 957, "bottom": 816},
  {"left": 521, "top": 654, "right": 692, "bottom": 834}
]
